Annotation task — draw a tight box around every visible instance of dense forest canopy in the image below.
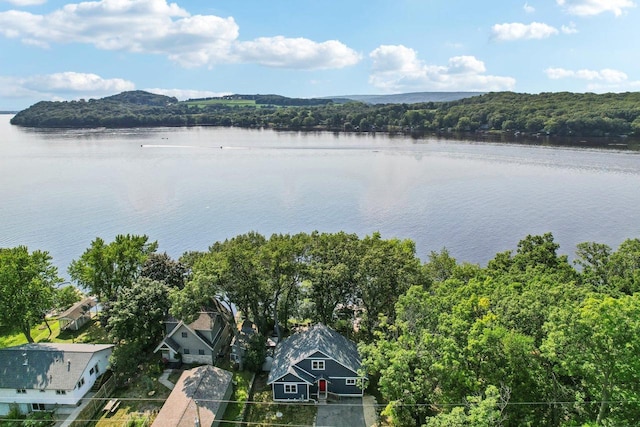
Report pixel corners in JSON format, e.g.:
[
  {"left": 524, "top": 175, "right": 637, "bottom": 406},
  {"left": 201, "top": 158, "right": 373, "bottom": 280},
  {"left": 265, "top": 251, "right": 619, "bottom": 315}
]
[
  {"left": 3, "top": 231, "right": 640, "bottom": 426},
  {"left": 10, "top": 90, "right": 640, "bottom": 138}
]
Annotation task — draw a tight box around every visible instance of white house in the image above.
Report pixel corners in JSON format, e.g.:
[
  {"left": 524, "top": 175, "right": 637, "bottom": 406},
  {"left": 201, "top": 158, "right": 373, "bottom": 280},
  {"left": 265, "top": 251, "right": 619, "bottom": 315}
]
[{"left": 0, "top": 343, "right": 113, "bottom": 416}]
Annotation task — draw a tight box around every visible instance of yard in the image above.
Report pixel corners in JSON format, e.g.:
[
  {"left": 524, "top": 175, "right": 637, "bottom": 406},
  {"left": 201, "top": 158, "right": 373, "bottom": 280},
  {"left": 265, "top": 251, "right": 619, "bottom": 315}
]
[
  {"left": 0, "top": 317, "right": 109, "bottom": 348},
  {"left": 245, "top": 372, "right": 317, "bottom": 427},
  {"left": 89, "top": 366, "right": 172, "bottom": 427},
  {"left": 219, "top": 364, "right": 254, "bottom": 427}
]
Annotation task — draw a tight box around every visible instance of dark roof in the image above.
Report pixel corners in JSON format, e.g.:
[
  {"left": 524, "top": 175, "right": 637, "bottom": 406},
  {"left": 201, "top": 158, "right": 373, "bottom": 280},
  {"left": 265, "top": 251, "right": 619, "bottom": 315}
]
[
  {"left": 151, "top": 365, "right": 233, "bottom": 427},
  {"left": 58, "top": 297, "right": 96, "bottom": 321},
  {"left": 267, "top": 324, "right": 362, "bottom": 384},
  {"left": 0, "top": 343, "right": 113, "bottom": 390}
]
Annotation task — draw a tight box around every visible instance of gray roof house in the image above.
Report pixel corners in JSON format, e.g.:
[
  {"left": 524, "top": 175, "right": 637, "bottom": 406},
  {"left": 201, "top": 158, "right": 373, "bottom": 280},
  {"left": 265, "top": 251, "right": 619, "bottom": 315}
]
[
  {"left": 154, "top": 301, "right": 233, "bottom": 365},
  {"left": 57, "top": 297, "right": 97, "bottom": 331},
  {"left": 266, "top": 324, "right": 366, "bottom": 402},
  {"left": 0, "top": 343, "right": 113, "bottom": 416},
  {"left": 151, "top": 365, "right": 233, "bottom": 427}
]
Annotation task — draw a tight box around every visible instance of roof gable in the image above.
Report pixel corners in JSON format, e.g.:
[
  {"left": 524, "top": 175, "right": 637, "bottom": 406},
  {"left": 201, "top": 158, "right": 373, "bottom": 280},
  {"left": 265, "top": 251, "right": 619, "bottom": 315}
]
[
  {"left": 151, "top": 365, "right": 233, "bottom": 427},
  {"left": 57, "top": 297, "right": 97, "bottom": 321},
  {"left": 267, "top": 324, "right": 361, "bottom": 384},
  {"left": 0, "top": 343, "right": 113, "bottom": 390}
]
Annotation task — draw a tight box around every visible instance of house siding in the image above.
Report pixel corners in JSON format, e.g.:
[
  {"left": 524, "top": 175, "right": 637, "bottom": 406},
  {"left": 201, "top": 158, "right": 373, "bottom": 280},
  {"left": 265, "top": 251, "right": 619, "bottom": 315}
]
[
  {"left": 272, "top": 383, "right": 308, "bottom": 401},
  {"left": 0, "top": 348, "right": 112, "bottom": 416},
  {"left": 296, "top": 357, "right": 358, "bottom": 379}
]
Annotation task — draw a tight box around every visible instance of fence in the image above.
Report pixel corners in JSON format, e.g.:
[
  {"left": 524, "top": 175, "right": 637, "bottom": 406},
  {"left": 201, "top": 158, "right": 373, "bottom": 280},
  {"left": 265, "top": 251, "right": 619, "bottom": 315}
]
[{"left": 68, "top": 374, "right": 116, "bottom": 427}]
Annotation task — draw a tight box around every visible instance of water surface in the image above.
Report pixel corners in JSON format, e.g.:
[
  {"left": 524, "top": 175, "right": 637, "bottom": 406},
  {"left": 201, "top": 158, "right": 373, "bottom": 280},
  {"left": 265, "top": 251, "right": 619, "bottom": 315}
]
[{"left": 1, "top": 115, "right": 639, "bottom": 276}]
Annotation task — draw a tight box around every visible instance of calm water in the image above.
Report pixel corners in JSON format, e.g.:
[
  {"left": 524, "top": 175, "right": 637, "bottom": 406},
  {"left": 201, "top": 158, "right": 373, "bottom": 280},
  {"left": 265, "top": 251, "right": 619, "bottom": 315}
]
[{"left": 1, "top": 115, "right": 639, "bottom": 277}]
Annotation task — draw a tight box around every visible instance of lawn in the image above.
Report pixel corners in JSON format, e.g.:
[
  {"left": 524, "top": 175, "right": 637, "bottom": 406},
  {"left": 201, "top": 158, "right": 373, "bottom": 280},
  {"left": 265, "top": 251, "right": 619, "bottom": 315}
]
[
  {"left": 0, "top": 316, "right": 109, "bottom": 348},
  {"left": 219, "top": 365, "right": 254, "bottom": 427},
  {"left": 90, "top": 364, "right": 173, "bottom": 427},
  {"left": 245, "top": 372, "right": 317, "bottom": 427},
  {"left": 182, "top": 99, "right": 257, "bottom": 108}
]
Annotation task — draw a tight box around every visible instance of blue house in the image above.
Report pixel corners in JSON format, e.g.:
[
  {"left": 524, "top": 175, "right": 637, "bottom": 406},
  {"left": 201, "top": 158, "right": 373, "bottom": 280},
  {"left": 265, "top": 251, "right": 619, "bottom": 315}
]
[{"left": 267, "top": 324, "right": 366, "bottom": 402}]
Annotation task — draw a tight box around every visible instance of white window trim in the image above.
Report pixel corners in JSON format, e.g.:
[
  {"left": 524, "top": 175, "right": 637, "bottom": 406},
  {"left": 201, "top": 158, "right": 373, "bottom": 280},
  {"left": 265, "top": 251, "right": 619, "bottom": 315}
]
[
  {"left": 284, "top": 384, "right": 298, "bottom": 394},
  {"left": 311, "top": 360, "right": 325, "bottom": 370},
  {"left": 346, "top": 378, "right": 357, "bottom": 386}
]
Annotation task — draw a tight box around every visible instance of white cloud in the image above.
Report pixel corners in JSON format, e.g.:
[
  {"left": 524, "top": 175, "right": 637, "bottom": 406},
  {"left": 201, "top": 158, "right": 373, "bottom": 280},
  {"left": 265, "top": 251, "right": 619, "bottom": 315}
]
[
  {"left": 491, "top": 22, "right": 559, "bottom": 41},
  {"left": 144, "top": 88, "right": 231, "bottom": 100},
  {"left": 556, "top": 0, "right": 635, "bottom": 16},
  {"left": 524, "top": 2, "right": 535, "bottom": 13},
  {"left": 1, "top": 0, "right": 46, "bottom": 5},
  {"left": 0, "top": 72, "right": 134, "bottom": 100},
  {"left": 233, "top": 36, "right": 361, "bottom": 70},
  {"left": 22, "top": 72, "right": 134, "bottom": 92},
  {"left": 545, "top": 67, "right": 640, "bottom": 91},
  {"left": 0, "top": 0, "right": 360, "bottom": 70},
  {"left": 545, "top": 67, "right": 627, "bottom": 82},
  {"left": 561, "top": 22, "right": 579, "bottom": 34},
  {"left": 369, "top": 45, "right": 516, "bottom": 92}
]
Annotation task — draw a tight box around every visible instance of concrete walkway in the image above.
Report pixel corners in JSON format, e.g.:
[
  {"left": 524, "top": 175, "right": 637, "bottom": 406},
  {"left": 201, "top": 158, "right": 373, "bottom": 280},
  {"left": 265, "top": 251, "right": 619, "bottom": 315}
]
[
  {"left": 363, "top": 395, "right": 379, "bottom": 427},
  {"left": 158, "top": 369, "right": 175, "bottom": 390}
]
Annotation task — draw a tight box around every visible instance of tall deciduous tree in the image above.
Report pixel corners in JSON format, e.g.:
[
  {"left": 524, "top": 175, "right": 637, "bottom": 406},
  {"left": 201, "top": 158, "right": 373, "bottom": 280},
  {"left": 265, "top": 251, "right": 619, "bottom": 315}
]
[
  {"left": 356, "top": 233, "right": 423, "bottom": 336},
  {"left": 141, "top": 252, "right": 187, "bottom": 289},
  {"left": 305, "top": 231, "right": 361, "bottom": 326},
  {"left": 68, "top": 234, "right": 158, "bottom": 303},
  {"left": 0, "top": 246, "right": 62, "bottom": 342},
  {"left": 542, "top": 294, "right": 640, "bottom": 425},
  {"left": 107, "top": 278, "right": 171, "bottom": 350}
]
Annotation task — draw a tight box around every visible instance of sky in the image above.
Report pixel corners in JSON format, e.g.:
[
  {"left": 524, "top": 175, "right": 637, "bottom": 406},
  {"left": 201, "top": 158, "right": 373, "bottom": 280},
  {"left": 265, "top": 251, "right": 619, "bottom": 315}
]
[{"left": 1, "top": 0, "right": 639, "bottom": 109}]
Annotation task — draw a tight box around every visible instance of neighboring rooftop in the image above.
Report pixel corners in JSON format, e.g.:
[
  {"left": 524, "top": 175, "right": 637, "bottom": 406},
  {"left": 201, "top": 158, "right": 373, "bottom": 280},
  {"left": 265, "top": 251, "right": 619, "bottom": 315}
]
[
  {"left": 0, "top": 343, "right": 114, "bottom": 390},
  {"left": 151, "top": 365, "right": 233, "bottom": 427}
]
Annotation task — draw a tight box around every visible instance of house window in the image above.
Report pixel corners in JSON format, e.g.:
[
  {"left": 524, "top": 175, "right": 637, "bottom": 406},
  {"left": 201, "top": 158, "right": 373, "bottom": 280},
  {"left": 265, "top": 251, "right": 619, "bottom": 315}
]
[
  {"left": 346, "top": 378, "right": 357, "bottom": 386},
  {"left": 284, "top": 384, "right": 297, "bottom": 394},
  {"left": 31, "top": 403, "right": 46, "bottom": 411},
  {"left": 198, "top": 349, "right": 205, "bottom": 355},
  {"left": 183, "top": 348, "right": 190, "bottom": 354},
  {"left": 181, "top": 332, "right": 188, "bottom": 338},
  {"left": 311, "top": 360, "right": 325, "bottom": 370},
  {"left": 90, "top": 367, "right": 95, "bottom": 375},
  {"left": 56, "top": 390, "right": 66, "bottom": 395},
  {"left": 77, "top": 377, "right": 85, "bottom": 389},
  {"left": 16, "top": 389, "right": 26, "bottom": 394}
]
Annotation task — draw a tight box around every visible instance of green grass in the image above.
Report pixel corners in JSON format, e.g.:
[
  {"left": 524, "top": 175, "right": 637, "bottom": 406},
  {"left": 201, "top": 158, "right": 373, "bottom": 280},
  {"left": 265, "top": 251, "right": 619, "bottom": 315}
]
[
  {"left": 0, "top": 316, "right": 110, "bottom": 348},
  {"left": 245, "top": 372, "right": 317, "bottom": 427},
  {"left": 220, "top": 367, "right": 255, "bottom": 427},
  {"left": 91, "top": 361, "right": 171, "bottom": 427},
  {"left": 182, "top": 99, "right": 257, "bottom": 108}
]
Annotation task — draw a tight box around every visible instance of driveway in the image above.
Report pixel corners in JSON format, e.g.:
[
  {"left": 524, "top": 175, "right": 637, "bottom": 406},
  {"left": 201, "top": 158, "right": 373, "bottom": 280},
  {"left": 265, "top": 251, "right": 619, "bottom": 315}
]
[{"left": 315, "top": 397, "right": 366, "bottom": 427}]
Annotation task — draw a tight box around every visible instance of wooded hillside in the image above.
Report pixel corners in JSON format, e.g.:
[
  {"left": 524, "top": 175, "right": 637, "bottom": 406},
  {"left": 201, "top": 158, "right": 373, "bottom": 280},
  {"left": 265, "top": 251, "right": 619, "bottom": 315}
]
[{"left": 10, "top": 90, "right": 640, "bottom": 138}]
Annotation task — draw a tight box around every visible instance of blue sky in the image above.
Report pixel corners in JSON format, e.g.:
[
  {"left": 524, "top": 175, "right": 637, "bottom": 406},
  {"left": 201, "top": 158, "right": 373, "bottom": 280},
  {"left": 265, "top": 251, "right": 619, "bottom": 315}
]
[{"left": 1, "top": 0, "right": 639, "bottom": 109}]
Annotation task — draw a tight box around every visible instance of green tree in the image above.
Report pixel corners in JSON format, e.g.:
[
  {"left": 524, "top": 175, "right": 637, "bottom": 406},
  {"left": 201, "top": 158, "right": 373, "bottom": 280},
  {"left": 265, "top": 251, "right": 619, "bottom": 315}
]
[
  {"left": 140, "top": 252, "right": 186, "bottom": 289},
  {"left": 54, "top": 285, "right": 82, "bottom": 311},
  {"left": 426, "top": 385, "right": 508, "bottom": 427},
  {"left": 304, "top": 231, "right": 361, "bottom": 326},
  {"left": 68, "top": 234, "right": 158, "bottom": 303},
  {"left": 107, "top": 278, "right": 171, "bottom": 350},
  {"left": 542, "top": 294, "right": 640, "bottom": 425},
  {"left": 0, "top": 246, "right": 61, "bottom": 342},
  {"left": 356, "top": 233, "right": 423, "bottom": 336}
]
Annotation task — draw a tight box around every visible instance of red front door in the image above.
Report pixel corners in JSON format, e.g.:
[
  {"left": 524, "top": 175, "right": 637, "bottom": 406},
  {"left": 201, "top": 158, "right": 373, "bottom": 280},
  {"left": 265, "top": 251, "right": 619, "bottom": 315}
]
[{"left": 319, "top": 379, "right": 326, "bottom": 393}]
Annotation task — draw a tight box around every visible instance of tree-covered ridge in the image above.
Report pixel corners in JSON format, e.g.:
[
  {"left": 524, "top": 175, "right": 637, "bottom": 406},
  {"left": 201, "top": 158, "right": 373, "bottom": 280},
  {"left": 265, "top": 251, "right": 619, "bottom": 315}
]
[{"left": 10, "top": 90, "right": 640, "bottom": 138}]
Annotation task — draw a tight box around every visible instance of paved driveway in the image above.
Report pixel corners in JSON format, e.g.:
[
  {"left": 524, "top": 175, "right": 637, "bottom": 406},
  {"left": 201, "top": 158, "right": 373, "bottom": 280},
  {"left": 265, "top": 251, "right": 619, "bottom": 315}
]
[{"left": 315, "top": 398, "right": 365, "bottom": 427}]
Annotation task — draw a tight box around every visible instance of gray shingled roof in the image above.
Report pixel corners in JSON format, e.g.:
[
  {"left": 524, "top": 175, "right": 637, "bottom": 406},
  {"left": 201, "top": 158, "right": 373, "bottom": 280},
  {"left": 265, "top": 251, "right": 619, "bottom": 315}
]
[
  {"left": 0, "top": 343, "right": 113, "bottom": 390},
  {"left": 267, "top": 324, "right": 362, "bottom": 384},
  {"left": 151, "top": 365, "right": 233, "bottom": 427},
  {"left": 57, "top": 297, "right": 96, "bottom": 321}
]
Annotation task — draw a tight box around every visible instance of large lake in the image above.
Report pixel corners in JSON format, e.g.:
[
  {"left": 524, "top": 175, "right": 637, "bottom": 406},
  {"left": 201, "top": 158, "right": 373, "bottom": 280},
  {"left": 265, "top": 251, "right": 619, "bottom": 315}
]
[{"left": 1, "top": 115, "right": 639, "bottom": 277}]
